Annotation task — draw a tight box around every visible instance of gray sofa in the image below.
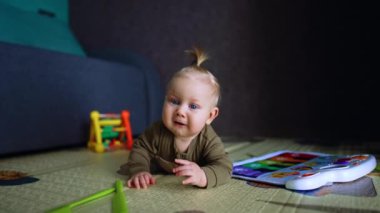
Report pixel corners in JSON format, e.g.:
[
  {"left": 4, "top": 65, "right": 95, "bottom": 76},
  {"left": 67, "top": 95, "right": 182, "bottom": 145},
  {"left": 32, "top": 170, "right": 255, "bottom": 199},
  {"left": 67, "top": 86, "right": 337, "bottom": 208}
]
[
  {"left": 0, "top": 42, "right": 163, "bottom": 156},
  {"left": 0, "top": 0, "right": 164, "bottom": 156}
]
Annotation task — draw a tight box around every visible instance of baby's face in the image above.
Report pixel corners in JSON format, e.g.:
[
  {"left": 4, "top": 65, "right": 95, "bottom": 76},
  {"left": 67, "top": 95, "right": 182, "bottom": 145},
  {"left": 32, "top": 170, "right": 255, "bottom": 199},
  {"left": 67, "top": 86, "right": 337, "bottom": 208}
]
[{"left": 162, "top": 76, "right": 218, "bottom": 140}]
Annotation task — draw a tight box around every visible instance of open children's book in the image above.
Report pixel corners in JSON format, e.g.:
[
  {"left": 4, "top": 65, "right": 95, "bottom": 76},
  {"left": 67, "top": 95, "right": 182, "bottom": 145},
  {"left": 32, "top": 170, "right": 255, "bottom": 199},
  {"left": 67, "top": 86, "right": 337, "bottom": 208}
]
[{"left": 232, "top": 150, "right": 377, "bottom": 190}]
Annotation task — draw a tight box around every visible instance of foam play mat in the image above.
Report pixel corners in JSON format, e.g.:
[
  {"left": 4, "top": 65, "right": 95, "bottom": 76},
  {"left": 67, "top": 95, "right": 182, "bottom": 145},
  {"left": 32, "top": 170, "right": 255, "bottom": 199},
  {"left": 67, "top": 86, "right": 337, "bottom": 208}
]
[{"left": 1, "top": 139, "right": 379, "bottom": 212}]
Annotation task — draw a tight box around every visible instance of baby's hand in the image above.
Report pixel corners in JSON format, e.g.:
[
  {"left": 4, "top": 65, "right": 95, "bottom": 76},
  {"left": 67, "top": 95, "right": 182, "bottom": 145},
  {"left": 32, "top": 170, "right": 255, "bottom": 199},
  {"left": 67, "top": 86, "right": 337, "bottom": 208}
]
[
  {"left": 173, "top": 159, "right": 207, "bottom": 188},
  {"left": 127, "top": 171, "right": 156, "bottom": 189}
]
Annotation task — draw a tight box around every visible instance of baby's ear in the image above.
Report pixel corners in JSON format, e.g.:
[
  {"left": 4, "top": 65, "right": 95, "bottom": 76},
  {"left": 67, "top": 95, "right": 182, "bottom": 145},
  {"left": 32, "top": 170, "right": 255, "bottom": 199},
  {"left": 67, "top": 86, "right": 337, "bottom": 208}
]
[{"left": 206, "top": 107, "right": 219, "bottom": 125}]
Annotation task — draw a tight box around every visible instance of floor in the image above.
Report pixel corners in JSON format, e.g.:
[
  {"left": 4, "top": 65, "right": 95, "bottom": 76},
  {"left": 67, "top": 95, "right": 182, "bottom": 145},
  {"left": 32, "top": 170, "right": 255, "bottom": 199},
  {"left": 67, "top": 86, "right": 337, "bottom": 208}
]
[{"left": 0, "top": 138, "right": 379, "bottom": 213}]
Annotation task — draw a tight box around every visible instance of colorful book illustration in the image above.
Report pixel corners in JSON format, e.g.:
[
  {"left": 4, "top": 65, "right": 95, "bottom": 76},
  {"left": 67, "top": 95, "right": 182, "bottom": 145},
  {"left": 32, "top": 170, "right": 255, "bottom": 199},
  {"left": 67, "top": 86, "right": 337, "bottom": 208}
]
[{"left": 232, "top": 150, "right": 377, "bottom": 190}]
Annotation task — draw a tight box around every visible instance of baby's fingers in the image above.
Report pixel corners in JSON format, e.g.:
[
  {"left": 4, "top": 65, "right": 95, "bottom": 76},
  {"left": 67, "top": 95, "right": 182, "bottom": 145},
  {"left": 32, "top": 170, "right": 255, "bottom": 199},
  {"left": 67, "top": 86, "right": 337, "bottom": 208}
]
[
  {"left": 133, "top": 177, "right": 142, "bottom": 189},
  {"left": 127, "top": 179, "right": 133, "bottom": 188},
  {"left": 139, "top": 175, "right": 149, "bottom": 189},
  {"left": 173, "top": 164, "right": 191, "bottom": 173},
  {"left": 182, "top": 176, "right": 195, "bottom": 185},
  {"left": 174, "top": 168, "right": 192, "bottom": 177},
  {"left": 150, "top": 176, "right": 156, "bottom": 185},
  {"left": 126, "top": 178, "right": 140, "bottom": 189}
]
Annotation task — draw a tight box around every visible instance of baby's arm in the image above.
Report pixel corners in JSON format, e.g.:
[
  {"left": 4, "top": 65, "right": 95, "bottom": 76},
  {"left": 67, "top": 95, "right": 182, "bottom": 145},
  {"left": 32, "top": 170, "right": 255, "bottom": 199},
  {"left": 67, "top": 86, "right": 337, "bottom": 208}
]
[
  {"left": 199, "top": 137, "right": 233, "bottom": 188},
  {"left": 127, "top": 171, "right": 156, "bottom": 189},
  {"left": 172, "top": 137, "right": 232, "bottom": 188},
  {"left": 173, "top": 159, "right": 207, "bottom": 188},
  {"left": 124, "top": 123, "right": 159, "bottom": 189}
]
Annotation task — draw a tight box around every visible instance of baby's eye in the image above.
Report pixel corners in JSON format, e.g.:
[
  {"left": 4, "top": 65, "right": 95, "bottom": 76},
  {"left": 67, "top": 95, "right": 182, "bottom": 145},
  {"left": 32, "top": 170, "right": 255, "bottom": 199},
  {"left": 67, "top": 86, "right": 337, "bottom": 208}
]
[
  {"left": 189, "top": 103, "right": 199, "bottom": 110},
  {"left": 168, "top": 97, "right": 180, "bottom": 105}
]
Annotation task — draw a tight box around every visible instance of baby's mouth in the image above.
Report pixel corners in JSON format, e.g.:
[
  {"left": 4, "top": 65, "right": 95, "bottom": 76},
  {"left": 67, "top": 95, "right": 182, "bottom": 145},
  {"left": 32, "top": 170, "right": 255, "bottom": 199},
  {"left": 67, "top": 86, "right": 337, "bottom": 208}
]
[{"left": 174, "top": 121, "right": 186, "bottom": 126}]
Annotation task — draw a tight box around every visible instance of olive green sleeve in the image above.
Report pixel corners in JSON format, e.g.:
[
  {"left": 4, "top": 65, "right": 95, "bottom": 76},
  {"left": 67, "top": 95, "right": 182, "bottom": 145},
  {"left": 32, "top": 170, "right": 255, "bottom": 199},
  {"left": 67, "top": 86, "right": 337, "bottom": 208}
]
[
  {"left": 201, "top": 137, "right": 233, "bottom": 188},
  {"left": 125, "top": 137, "right": 151, "bottom": 176},
  {"left": 124, "top": 122, "right": 160, "bottom": 176}
]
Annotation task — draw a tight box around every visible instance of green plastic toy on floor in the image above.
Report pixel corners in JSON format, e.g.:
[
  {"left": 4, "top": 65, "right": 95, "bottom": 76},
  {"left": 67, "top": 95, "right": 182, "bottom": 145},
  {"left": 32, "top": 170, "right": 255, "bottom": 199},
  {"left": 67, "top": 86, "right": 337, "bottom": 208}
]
[{"left": 47, "top": 180, "right": 128, "bottom": 213}]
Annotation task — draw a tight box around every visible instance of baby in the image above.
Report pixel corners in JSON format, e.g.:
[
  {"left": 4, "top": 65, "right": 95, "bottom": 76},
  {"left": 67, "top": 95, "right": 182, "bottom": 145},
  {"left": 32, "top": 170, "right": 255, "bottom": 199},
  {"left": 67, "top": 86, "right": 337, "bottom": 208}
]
[{"left": 119, "top": 47, "right": 232, "bottom": 189}]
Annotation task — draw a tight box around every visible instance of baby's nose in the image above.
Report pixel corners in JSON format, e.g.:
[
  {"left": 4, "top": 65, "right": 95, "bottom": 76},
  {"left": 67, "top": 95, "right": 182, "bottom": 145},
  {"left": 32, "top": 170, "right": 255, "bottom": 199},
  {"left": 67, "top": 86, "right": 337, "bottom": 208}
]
[{"left": 176, "top": 105, "right": 186, "bottom": 117}]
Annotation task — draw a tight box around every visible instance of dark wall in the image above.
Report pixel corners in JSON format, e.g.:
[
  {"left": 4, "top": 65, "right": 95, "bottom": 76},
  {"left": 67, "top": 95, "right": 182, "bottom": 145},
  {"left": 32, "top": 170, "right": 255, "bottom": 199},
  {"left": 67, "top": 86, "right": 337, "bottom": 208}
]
[{"left": 70, "top": 0, "right": 379, "bottom": 141}]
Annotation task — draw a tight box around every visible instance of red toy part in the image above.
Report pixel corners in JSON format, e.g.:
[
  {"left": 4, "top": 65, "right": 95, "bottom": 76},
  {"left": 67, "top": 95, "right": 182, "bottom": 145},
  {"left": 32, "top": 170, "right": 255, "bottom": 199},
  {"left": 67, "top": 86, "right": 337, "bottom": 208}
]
[{"left": 88, "top": 110, "right": 133, "bottom": 153}]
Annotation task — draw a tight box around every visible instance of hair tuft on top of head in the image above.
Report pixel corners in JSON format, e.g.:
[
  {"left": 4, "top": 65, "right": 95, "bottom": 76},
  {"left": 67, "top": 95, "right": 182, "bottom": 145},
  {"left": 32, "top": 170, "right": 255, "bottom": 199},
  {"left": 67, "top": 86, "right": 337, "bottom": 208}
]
[
  {"left": 172, "top": 47, "right": 220, "bottom": 106},
  {"left": 185, "top": 47, "right": 208, "bottom": 68}
]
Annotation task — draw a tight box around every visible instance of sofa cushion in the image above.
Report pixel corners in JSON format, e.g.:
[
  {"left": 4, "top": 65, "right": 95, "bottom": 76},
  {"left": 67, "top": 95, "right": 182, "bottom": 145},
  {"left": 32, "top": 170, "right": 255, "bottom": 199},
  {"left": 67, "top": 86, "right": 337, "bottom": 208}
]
[
  {"left": 0, "top": 0, "right": 68, "bottom": 23},
  {"left": 0, "top": 2, "right": 85, "bottom": 56},
  {"left": 0, "top": 42, "right": 155, "bottom": 155}
]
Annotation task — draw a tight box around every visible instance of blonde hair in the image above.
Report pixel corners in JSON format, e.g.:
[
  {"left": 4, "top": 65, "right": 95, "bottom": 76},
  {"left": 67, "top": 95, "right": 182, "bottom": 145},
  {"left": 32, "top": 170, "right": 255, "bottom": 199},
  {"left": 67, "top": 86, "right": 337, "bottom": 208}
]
[{"left": 168, "top": 47, "right": 221, "bottom": 106}]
